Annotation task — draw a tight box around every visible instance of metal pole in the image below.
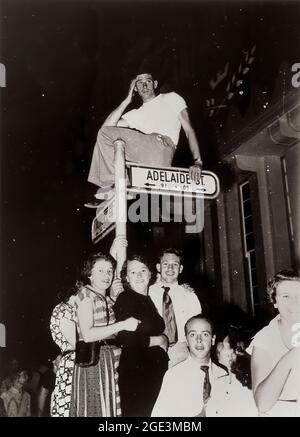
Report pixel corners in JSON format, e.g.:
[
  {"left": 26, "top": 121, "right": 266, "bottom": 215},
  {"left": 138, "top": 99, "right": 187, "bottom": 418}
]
[{"left": 114, "top": 139, "right": 127, "bottom": 277}]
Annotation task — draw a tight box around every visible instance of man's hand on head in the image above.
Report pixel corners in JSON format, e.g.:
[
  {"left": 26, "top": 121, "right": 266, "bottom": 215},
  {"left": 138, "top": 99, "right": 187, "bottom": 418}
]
[{"left": 127, "top": 78, "right": 137, "bottom": 102}]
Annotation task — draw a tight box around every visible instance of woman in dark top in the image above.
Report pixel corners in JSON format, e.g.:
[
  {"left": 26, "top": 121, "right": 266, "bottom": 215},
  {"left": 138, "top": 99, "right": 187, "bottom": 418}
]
[{"left": 114, "top": 255, "right": 169, "bottom": 417}]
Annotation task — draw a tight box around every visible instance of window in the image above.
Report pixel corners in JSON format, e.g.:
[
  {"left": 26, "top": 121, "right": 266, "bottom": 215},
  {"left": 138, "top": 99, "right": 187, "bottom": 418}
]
[
  {"left": 281, "top": 157, "right": 294, "bottom": 242},
  {"left": 239, "top": 181, "right": 259, "bottom": 315}
]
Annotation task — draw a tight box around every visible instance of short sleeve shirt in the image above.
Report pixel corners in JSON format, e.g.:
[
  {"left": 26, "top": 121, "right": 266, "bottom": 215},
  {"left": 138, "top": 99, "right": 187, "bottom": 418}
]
[{"left": 122, "top": 92, "right": 187, "bottom": 145}]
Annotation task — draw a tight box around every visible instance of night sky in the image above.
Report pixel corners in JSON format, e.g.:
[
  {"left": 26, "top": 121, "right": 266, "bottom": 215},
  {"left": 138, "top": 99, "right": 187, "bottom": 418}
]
[{"left": 1, "top": 0, "right": 299, "bottom": 368}]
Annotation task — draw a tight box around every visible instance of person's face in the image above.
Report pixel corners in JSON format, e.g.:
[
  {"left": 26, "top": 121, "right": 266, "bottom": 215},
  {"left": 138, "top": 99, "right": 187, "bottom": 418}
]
[
  {"left": 186, "top": 318, "right": 215, "bottom": 362},
  {"left": 274, "top": 280, "right": 300, "bottom": 323},
  {"left": 89, "top": 259, "right": 114, "bottom": 292},
  {"left": 126, "top": 260, "right": 151, "bottom": 294},
  {"left": 157, "top": 253, "right": 183, "bottom": 284},
  {"left": 18, "top": 371, "right": 28, "bottom": 386},
  {"left": 134, "top": 73, "right": 157, "bottom": 102},
  {"left": 216, "top": 336, "right": 236, "bottom": 370}
]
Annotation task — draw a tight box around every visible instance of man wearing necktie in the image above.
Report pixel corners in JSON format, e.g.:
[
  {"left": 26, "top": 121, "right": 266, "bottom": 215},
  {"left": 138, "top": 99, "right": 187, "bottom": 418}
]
[
  {"left": 161, "top": 285, "right": 178, "bottom": 345},
  {"left": 149, "top": 249, "right": 202, "bottom": 367},
  {"left": 152, "top": 315, "right": 257, "bottom": 417},
  {"left": 152, "top": 315, "right": 229, "bottom": 417}
]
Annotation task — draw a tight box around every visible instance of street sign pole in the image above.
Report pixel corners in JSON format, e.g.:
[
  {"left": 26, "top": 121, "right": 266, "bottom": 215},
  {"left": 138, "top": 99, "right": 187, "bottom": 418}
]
[{"left": 114, "top": 139, "right": 127, "bottom": 276}]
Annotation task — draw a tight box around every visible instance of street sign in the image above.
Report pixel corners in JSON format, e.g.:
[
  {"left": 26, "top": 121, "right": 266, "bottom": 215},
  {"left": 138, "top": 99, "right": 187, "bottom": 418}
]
[
  {"left": 127, "top": 163, "right": 219, "bottom": 199},
  {"left": 91, "top": 196, "right": 116, "bottom": 244}
]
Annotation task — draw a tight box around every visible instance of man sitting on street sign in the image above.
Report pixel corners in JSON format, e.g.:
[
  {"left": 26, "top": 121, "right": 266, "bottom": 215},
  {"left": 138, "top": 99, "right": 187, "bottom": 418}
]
[
  {"left": 85, "top": 70, "right": 203, "bottom": 207},
  {"left": 149, "top": 248, "right": 202, "bottom": 368}
]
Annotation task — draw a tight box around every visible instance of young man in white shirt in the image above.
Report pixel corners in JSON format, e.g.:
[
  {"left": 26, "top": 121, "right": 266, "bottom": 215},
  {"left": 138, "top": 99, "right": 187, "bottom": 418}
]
[
  {"left": 149, "top": 248, "right": 202, "bottom": 367},
  {"left": 86, "top": 72, "right": 203, "bottom": 207},
  {"left": 151, "top": 315, "right": 228, "bottom": 417},
  {"left": 152, "top": 314, "right": 257, "bottom": 417}
]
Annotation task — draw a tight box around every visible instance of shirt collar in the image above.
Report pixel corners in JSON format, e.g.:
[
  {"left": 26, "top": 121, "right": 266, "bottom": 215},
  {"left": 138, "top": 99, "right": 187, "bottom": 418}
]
[
  {"left": 186, "top": 355, "right": 228, "bottom": 379},
  {"left": 142, "top": 93, "right": 161, "bottom": 107},
  {"left": 157, "top": 281, "right": 179, "bottom": 289}
]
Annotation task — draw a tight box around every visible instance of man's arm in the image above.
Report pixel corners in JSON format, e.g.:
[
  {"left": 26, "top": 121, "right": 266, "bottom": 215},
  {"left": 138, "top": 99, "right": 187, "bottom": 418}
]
[
  {"left": 101, "top": 79, "right": 136, "bottom": 128},
  {"left": 179, "top": 108, "right": 202, "bottom": 182}
]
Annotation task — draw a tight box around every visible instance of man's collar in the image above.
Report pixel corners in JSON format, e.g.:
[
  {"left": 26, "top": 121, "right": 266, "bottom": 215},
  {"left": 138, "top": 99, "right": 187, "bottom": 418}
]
[
  {"left": 157, "top": 280, "right": 179, "bottom": 288},
  {"left": 187, "top": 355, "right": 229, "bottom": 378},
  {"left": 142, "top": 93, "right": 160, "bottom": 105}
]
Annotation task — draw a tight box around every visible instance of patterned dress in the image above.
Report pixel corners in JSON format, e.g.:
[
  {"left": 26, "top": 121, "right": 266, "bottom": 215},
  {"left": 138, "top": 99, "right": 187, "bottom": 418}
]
[
  {"left": 70, "top": 286, "right": 121, "bottom": 417},
  {"left": 50, "top": 301, "right": 76, "bottom": 417}
]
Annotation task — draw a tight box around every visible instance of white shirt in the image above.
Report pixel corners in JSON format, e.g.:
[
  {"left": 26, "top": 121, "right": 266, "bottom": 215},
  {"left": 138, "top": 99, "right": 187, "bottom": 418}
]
[
  {"left": 149, "top": 281, "right": 202, "bottom": 343},
  {"left": 206, "top": 373, "right": 257, "bottom": 417},
  {"left": 122, "top": 92, "right": 187, "bottom": 145},
  {"left": 151, "top": 356, "right": 228, "bottom": 417}
]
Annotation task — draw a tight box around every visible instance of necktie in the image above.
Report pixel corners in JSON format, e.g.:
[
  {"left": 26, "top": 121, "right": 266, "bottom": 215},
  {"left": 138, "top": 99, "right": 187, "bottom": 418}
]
[
  {"left": 162, "top": 286, "right": 178, "bottom": 345},
  {"left": 200, "top": 365, "right": 211, "bottom": 417}
]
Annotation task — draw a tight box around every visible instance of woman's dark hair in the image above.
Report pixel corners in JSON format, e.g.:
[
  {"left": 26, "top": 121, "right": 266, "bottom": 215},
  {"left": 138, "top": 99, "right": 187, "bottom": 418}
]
[
  {"left": 213, "top": 324, "right": 252, "bottom": 389},
  {"left": 80, "top": 252, "right": 117, "bottom": 283},
  {"left": 267, "top": 269, "right": 300, "bottom": 304},
  {"left": 10, "top": 367, "right": 29, "bottom": 384},
  {"left": 57, "top": 252, "right": 117, "bottom": 302},
  {"left": 120, "top": 254, "right": 155, "bottom": 292}
]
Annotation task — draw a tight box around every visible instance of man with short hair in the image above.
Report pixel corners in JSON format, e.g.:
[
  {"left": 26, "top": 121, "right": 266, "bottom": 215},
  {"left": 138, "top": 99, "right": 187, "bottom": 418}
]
[
  {"left": 149, "top": 248, "right": 202, "bottom": 367},
  {"left": 151, "top": 315, "right": 228, "bottom": 417},
  {"left": 152, "top": 315, "right": 257, "bottom": 417},
  {"left": 86, "top": 72, "right": 203, "bottom": 206}
]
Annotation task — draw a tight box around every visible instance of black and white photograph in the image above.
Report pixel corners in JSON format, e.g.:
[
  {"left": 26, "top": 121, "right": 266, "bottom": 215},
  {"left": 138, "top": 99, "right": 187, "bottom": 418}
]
[{"left": 0, "top": 0, "right": 299, "bottom": 421}]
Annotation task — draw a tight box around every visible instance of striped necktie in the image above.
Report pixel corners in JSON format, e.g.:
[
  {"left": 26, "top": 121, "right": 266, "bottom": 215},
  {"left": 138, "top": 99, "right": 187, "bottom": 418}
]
[
  {"left": 162, "top": 286, "right": 178, "bottom": 345},
  {"left": 200, "top": 365, "right": 211, "bottom": 416}
]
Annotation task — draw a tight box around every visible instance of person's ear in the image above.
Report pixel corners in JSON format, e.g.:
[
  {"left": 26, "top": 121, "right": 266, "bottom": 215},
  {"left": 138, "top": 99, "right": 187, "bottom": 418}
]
[
  {"left": 154, "top": 80, "right": 158, "bottom": 89},
  {"left": 156, "top": 263, "right": 161, "bottom": 274},
  {"left": 179, "top": 265, "right": 183, "bottom": 275},
  {"left": 212, "top": 335, "right": 216, "bottom": 346}
]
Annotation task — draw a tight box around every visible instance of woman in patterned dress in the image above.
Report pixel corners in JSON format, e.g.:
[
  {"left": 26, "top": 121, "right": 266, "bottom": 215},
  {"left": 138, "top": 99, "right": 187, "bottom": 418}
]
[
  {"left": 69, "top": 250, "right": 140, "bottom": 417},
  {"left": 50, "top": 291, "right": 77, "bottom": 417}
]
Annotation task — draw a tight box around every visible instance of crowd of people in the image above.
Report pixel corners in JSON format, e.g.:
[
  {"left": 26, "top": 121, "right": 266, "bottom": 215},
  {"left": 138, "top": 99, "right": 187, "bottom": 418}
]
[
  {"left": 1, "top": 245, "right": 299, "bottom": 417},
  {"left": 1, "top": 70, "right": 299, "bottom": 418}
]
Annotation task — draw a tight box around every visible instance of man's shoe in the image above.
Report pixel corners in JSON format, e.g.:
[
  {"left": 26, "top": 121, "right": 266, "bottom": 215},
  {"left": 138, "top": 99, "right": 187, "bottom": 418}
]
[
  {"left": 95, "top": 185, "right": 114, "bottom": 200},
  {"left": 84, "top": 199, "right": 103, "bottom": 208}
]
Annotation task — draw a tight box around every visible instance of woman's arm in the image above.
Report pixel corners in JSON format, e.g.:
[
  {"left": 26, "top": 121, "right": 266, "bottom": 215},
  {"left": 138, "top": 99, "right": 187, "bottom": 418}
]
[
  {"left": 77, "top": 298, "right": 139, "bottom": 343},
  {"left": 149, "top": 335, "right": 169, "bottom": 352},
  {"left": 114, "top": 293, "right": 151, "bottom": 349},
  {"left": 114, "top": 294, "right": 168, "bottom": 351},
  {"left": 59, "top": 318, "right": 76, "bottom": 349},
  {"left": 251, "top": 345, "right": 299, "bottom": 413}
]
